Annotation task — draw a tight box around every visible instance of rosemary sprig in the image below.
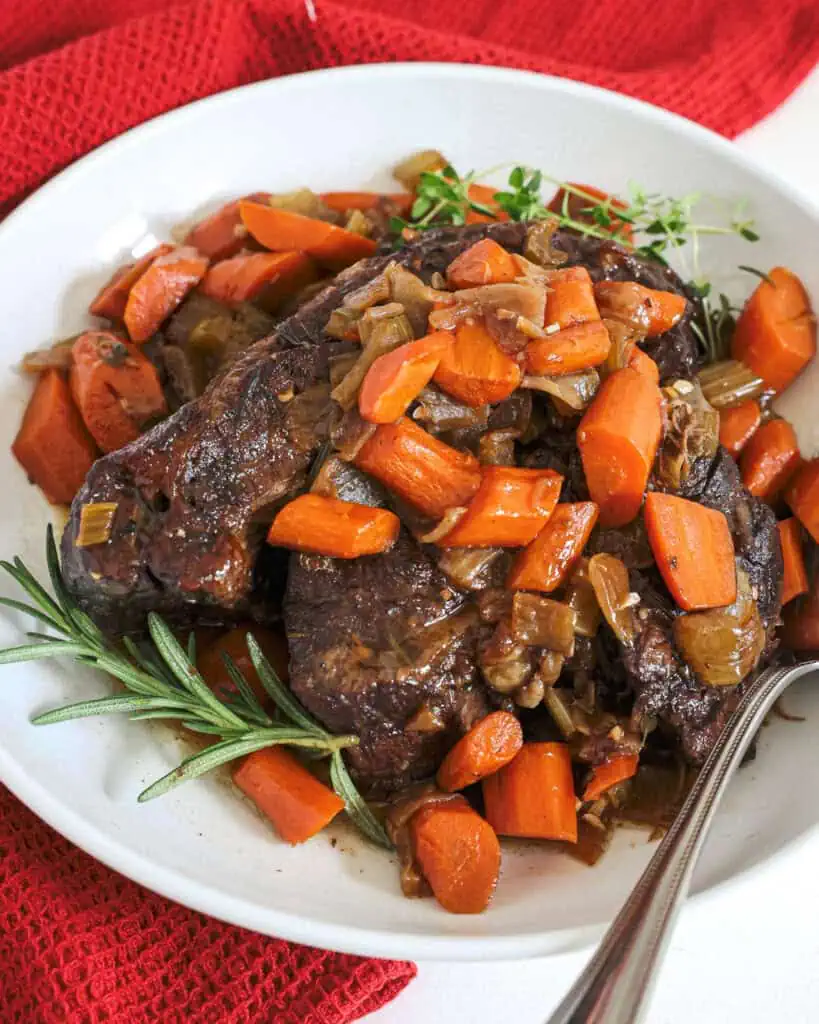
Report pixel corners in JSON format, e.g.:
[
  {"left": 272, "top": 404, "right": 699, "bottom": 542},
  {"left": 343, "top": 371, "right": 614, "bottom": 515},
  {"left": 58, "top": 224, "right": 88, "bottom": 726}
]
[{"left": 0, "top": 527, "right": 391, "bottom": 848}]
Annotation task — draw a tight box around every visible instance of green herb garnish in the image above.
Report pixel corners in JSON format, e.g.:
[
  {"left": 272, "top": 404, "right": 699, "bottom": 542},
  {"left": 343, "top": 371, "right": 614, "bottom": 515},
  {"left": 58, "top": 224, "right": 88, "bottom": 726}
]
[{"left": 0, "top": 527, "right": 391, "bottom": 848}]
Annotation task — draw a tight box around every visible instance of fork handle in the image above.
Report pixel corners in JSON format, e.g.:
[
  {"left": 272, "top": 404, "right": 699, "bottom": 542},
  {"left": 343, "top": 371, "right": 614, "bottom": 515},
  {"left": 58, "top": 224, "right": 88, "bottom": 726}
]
[{"left": 546, "top": 662, "right": 814, "bottom": 1024}]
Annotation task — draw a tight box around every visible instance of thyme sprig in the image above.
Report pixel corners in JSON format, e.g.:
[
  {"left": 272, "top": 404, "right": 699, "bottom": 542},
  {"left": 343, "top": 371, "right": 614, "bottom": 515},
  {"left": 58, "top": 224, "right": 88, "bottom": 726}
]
[{"left": 0, "top": 527, "right": 390, "bottom": 848}]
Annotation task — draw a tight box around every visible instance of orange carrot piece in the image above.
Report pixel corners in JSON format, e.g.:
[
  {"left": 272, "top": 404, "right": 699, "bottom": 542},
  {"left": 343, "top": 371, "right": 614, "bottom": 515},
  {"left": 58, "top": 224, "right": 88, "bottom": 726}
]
[
  {"left": 778, "top": 518, "right": 809, "bottom": 605},
  {"left": 547, "top": 183, "right": 633, "bottom": 241},
  {"left": 782, "top": 574, "right": 819, "bottom": 651},
  {"left": 644, "top": 492, "right": 736, "bottom": 611},
  {"left": 89, "top": 243, "right": 174, "bottom": 321},
  {"left": 506, "top": 501, "right": 599, "bottom": 592},
  {"left": 433, "top": 321, "right": 522, "bottom": 407},
  {"left": 70, "top": 331, "right": 167, "bottom": 453},
  {"left": 233, "top": 747, "right": 344, "bottom": 845},
  {"left": 718, "top": 399, "right": 762, "bottom": 457},
  {"left": 436, "top": 711, "right": 524, "bottom": 792},
  {"left": 320, "top": 191, "right": 413, "bottom": 216},
  {"left": 582, "top": 753, "right": 639, "bottom": 802},
  {"left": 446, "top": 239, "right": 518, "bottom": 290},
  {"left": 239, "top": 200, "right": 377, "bottom": 268},
  {"left": 124, "top": 246, "right": 209, "bottom": 343},
  {"left": 266, "top": 494, "right": 399, "bottom": 558},
  {"left": 593, "top": 281, "right": 687, "bottom": 337},
  {"left": 12, "top": 369, "right": 97, "bottom": 505},
  {"left": 410, "top": 797, "right": 501, "bottom": 914},
  {"left": 627, "top": 346, "right": 660, "bottom": 383},
  {"left": 184, "top": 192, "right": 271, "bottom": 261},
  {"left": 200, "top": 250, "right": 317, "bottom": 312},
  {"left": 198, "top": 625, "right": 289, "bottom": 706},
  {"left": 525, "top": 321, "right": 611, "bottom": 376},
  {"left": 439, "top": 466, "right": 563, "bottom": 548},
  {"left": 544, "top": 266, "right": 600, "bottom": 330},
  {"left": 355, "top": 418, "right": 482, "bottom": 518},
  {"left": 739, "top": 418, "right": 801, "bottom": 501},
  {"left": 731, "top": 266, "right": 816, "bottom": 393},
  {"left": 483, "top": 742, "right": 577, "bottom": 842},
  {"left": 577, "top": 367, "right": 663, "bottom": 527},
  {"left": 786, "top": 459, "right": 819, "bottom": 543},
  {"left": 358, "top": 332, "right": 453, "bottom": 424},
  {"left": 464, "top": 183, "right": 510, "bottom": 225}
]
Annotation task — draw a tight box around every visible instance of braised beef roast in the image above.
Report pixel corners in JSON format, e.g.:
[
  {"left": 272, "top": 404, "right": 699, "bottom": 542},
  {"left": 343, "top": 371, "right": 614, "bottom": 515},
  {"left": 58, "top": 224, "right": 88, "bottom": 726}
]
[{"left": 61, "top": 223, "right": 782, "bottom": 793}]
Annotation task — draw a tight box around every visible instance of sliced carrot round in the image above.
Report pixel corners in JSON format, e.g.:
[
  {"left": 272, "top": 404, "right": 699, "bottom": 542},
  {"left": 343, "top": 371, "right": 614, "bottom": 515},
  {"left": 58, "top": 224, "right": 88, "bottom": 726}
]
[
  {"left": 433, "top": 321, "right": 522, "bottom": 406},
  {"left": 436, "top": 711, "right": 523, "bottom": 792},
  {"left": 358, "top": 332, "right": 453, "bottom": 424},
  {"left": 89, "top": 243, "right": 174, "bottom": 321},
  {"left": 124, "top": 246, "right": 209, "bottom": 343}
]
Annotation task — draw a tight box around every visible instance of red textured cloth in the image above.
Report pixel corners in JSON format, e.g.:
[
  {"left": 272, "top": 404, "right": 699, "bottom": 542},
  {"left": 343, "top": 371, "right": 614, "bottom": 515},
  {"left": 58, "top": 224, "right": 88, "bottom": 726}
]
[{"left": 0, "top": 2, "right": 817, "bottom": 1022}]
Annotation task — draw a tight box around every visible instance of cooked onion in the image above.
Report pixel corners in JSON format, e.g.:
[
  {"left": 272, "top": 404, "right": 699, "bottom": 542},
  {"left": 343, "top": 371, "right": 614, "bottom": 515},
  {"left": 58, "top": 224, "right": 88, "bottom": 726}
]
[
  {"left": 344, "top": 208, "right": 373, "bottom": 237},
  {"left": 328, "top": 351, "right": 359, "bottom": 388},
  {"left": 522, "top": 369, "right": 600, "bottom": 411},
  {"left": 600, "top": 318, "right": 642, "bottom": 377},
  {"left": 428, "top": 283, "right": 546, "bottom": 333},
  {"left": 310, "top": 455, "right": 386, "bottom": 506},
  {"left": 565, "top": 559, "right": 602, "bottom": 638},
  {"left": 20, "top": 337, "right": 76, "bottom": 374},
  {"left": 538, "top": 649, "right": 565, "bottom": 687},
  {"left": 511, "top": 593, "right": 576, "bottom": 654},
  {"left": 393, "top": 150, "right": 448, "bottom": 191},
  {"left": 697, "top": 359, "right": 766, "bottom": 410},
  {"left": 588, "top": 553, "right": 638, "bottom": 645},
  {"left": 594, "top": 280, "right": 658, "bottom": 332},
  {"left": 480, "top": 622, "right": 533, "bottom": 693},
  {"left": 523, "top": 221, "right": 568, "bottom": 268},
  {"left": 385, "top": 781, "right": 461, "bottom": 898},
  {"left": 419, "top": 507, "right": 468, "bottom": 544},
  {"left": 413, "top": 387, "right": 489, "bottom": 433},
  {"left": 673, "top": 569, "right": 765, "bottom": 686},
  {"left": 331, "top": 304, "right": 413, "bottom": 409},
  {"left": 75, "top": 502, "right": 118, "bottom": 547},
  {"left": 268, "top": 188, "right": 337, "bottom": 222},
  {"left": 543, "top": 686, "right": 576, "bottom": 738},
  {"left": 325, "top": 273, "right": 393, "bottom": 339},
  {"left": 438, "top": 548, "right": 504, "bottom": 590},
  {"left": 514, "top": 675, "right": 546, "bottom": 708},
  {"left": 331, "top": 408, "right": 377, "bottom": 461},
  {"left": 479, "top": 429, "right": 516, "bottom": 466}
]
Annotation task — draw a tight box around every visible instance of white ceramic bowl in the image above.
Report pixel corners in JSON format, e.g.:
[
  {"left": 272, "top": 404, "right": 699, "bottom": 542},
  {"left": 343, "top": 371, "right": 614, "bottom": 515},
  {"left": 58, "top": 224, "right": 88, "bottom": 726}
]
[{"left": 1, "top": 64, "right": 818, "bottom": 962}]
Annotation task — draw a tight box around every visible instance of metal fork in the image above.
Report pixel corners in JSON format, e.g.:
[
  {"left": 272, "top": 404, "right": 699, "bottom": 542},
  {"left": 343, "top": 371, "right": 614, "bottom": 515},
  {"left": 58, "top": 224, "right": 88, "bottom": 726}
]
[{"left": 546, "top": 659, "right": 819, "bottom": 1024}]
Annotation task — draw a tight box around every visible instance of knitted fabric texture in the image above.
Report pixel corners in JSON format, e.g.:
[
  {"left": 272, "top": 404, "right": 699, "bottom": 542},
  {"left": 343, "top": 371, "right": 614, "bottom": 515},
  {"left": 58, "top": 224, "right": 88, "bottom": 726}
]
[{"left": 0, "top": 1, "right": 817, "bottom": 1021}]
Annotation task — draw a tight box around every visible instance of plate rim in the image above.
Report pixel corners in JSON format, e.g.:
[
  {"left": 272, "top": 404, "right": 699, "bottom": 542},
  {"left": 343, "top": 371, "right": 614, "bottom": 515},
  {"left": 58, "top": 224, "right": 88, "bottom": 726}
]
[{"left": 2, "top": 60, "right": 818, "bottom": 962}]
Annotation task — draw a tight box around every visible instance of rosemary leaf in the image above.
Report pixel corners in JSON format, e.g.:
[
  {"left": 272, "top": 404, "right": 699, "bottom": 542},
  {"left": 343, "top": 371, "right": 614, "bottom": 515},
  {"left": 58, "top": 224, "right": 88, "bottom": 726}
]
[
  {"left": 0, "top": 595, "right": 64, "bottom": 631},
  {"left": 0, "top": 641, "right": 88, "bottom": 664},
  {"left": 247, "top": 634, "right": 323, "bottom": 734},
  {"left": 221, "top": 651, "right": 272, "bottom": 725},
  {"left": 330, "top": 750, "right": 392, "bottom": 849},
  {"left": 33, "top": 694, "right": 180, "bottom": 724}
]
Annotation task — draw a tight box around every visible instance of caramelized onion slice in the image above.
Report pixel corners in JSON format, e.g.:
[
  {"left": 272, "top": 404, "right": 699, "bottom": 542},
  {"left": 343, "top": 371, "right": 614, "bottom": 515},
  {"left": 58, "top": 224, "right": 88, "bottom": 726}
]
[
  {"left": 565, "top": 558, "right": 602, "bottom": 638},
  {"left": 521, "top": 369, "right": 599, "bottom": 411},
  {"left": 438, "top": 547, "right": 504, "bottom": 590},
  {"left": 588, "top": 553, "right": 638, "bottom": 645},
  {"left": 511, "top": 593, "right": 576, "bottom": 654},
  {"left": 673, "top": 569, "right": 764, "bottom": 686}
]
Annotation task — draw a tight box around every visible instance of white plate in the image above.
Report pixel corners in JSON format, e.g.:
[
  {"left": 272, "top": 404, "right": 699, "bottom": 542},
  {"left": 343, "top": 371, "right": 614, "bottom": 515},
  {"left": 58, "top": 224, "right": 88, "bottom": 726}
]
[{"left": 1, "top": 63, "right": 818, "bottom": 962}]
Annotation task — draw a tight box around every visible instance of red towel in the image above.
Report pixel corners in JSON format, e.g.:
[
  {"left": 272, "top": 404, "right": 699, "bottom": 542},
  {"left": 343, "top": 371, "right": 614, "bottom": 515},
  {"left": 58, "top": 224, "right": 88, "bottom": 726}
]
[{"left": 0, "top": 2, "right": 816, "bottom": 1021}]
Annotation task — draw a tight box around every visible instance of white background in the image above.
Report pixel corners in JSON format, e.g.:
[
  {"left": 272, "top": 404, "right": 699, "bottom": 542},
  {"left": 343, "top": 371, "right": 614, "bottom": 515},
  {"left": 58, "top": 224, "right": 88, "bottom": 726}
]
[{"left": 366, "top": 64, "right": 819, "bottom": 1024}]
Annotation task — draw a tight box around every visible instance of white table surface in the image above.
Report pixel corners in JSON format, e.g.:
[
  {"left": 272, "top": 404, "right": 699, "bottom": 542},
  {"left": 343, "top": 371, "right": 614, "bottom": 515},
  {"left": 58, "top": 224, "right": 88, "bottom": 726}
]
[{"left": 365, "top": 63, "right": 819, "bottom": 1024}]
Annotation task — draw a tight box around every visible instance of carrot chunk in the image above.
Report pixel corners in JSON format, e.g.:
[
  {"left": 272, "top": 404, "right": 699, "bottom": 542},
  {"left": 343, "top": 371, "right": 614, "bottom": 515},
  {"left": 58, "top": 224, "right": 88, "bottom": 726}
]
[
  {"left": 464, "top": 183, "right": 510, "bottom": 225},
  {"left": 778, "top": 518, "right": 809, "bottom": 605},
  {"left": 200, "top": 250, "right": 317, "bottom": 312},
  {"left": 446, "top": 239, "right": 518, "bottom": 290},
  {"left": 184, "top": 192, "right": 271, "bottom": 261},
  {"left": 124, "top": 246, "right": 209, "bottom": 342},
  {"left": 544, "top": 266, "right": 600, "bottom": 330},
  {"left": 547, "top": 183, "right": 633, "bottom": 241},
  {"left": 525, "top": 321, "right": 611, "bottom": 376},
  {"left": 627, "top": 346, "right": 660, "bottom": 383},
  {"left": 507, "top": 502, "right": 599, "bottom": 592},
  {"left": 89, "top": 243, "right": 174, "bottom": 321},
  {"left": 436, "top": 711, "right": 524, "bottom": 792},
  {"left": 644, "top": 492, "right": 736, "bottom": 611},
  {"left": 786, "top": 460, "right": 819, "bottom": 543},
  {"left": 233, "top": 747, "right": 344, "bottom": 845},
  {"left": 594, "top": 281, "right": 687, "bottom": 337},
  {"left": 577, "top": 367, "right": 663, "bottom": 527},
  {"left": 239, "top": 200, "right": 377, "bottom": 267},
  {"left": 12, "top": 369, "right": 97, "bottom": 505},
  {"left": 320, "top": 191, "right": 413, "bottom": 216},
  {"left": 483, "top": 742, "right": 577, "bottom": 842},
  {"left": 410, "top": 797, "right": 501, "bottom": 914},
  {"left": 433, "top": 321, "right": 522, "bottom": 406},
  {"left": 582, "top": 753, "right": 639, "bottom": 802},
  {"left": 70, "top": 331, "right": 167, "bottom": 453},
  {"left": 782, "top": 575, "right": 819, "bottom": 651},
  {"left": 198, "top": 625, "right": 289, "bottom": 706},
  {"left": 731, "top": 266, "right": 816, "bottom": 393},
  {"left": 358, "top": 332, "right": 453, "bottom": 424},
  {"left": 718, "top": 399, "right": 762, "bottom": 457},
  {"left": 355, "top": 418, "right": 481, "bottom": 518},
  {"left": 439, "top": 466, "right": 563, "bottom": 548},
  {"left": 739, "top": 418, "right": 801, "bottom": 501},
  {"left": 266, "top": 494, "right": 399, "bottom": 558}
]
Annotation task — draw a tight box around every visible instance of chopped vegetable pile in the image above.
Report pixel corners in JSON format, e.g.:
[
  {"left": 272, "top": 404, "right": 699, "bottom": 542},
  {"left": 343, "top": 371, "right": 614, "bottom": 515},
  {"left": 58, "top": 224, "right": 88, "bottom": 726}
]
[{"left": 5, "top": 150, "right": 819, "bottom": 917}]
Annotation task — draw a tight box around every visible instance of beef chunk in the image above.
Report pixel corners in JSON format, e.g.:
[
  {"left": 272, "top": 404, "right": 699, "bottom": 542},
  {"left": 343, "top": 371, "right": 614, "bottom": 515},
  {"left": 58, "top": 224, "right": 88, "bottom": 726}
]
[{"left": 285, "top": 532, "right": 490, "bottom": 795}]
